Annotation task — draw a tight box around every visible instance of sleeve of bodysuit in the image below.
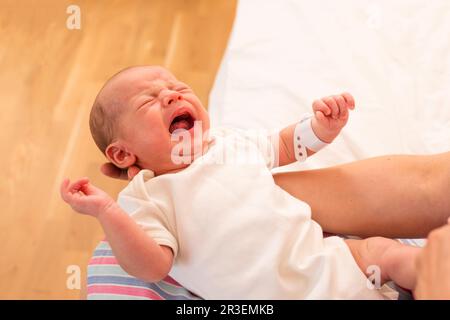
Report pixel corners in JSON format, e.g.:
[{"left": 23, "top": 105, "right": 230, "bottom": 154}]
[{"left": 117, "top": 177, "right": 179, "bottom": 258}]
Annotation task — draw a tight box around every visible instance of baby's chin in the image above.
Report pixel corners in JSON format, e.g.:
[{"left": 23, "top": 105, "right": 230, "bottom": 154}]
[
  {"left": 170, "top": 133, "right": 210, "bottom": 160},
  {"left": 146, "top": 134, "right": 211, "bottom": 176}
]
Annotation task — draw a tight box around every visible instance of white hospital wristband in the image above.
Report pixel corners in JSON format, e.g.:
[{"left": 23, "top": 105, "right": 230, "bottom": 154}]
[{"left": 293, "top": 114, "right": 329, "bottom": 162}]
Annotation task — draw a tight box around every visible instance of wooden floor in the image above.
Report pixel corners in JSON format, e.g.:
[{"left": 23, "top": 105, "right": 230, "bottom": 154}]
[{"left": 0, "top": 0, "right": 236, "bottom": 299}]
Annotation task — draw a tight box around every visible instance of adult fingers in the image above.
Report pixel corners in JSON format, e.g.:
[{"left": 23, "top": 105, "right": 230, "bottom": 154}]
[
  {"left": 100, "top": 163, "right": 126, "bottom": 180},
  {"left": 127, "top": 166, "right": 141, "bottom": 180}
]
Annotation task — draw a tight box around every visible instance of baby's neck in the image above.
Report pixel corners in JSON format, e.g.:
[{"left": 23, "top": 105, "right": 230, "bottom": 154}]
[
  {"left": 160, "top": 165, "right": 190, "bottom": 176},
  {"left": 152, "top": 138, "right": 214, "bottom": 177}
]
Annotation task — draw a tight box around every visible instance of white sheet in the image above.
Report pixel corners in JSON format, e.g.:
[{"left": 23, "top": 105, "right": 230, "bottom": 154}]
[{"left": 209, "top": 0, "right": 450, "bottom": 172}]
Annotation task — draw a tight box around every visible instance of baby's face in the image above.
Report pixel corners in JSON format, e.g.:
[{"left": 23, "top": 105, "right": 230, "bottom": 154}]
[{"left": 106, "top": 66, "right": 210, "bottom": 175}]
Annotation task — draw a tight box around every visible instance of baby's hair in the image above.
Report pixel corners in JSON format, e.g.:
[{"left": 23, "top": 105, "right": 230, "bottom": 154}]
[
  {"left": 89, "top": 95, "right": 120, "bottom": 155},
  {"left": 89, "top": 66, "right": 143, "bottom": 155}
]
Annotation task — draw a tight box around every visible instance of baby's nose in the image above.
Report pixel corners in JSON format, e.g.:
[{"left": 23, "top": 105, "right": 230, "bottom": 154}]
[{"left": 162, "top": 91, "right": 183, "bottom": 107}]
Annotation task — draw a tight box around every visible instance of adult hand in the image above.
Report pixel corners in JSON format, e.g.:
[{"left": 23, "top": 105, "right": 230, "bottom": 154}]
[
  {"left": 100, "top": 162, "right": 141, "bottom": 181},
  {"left": 414, "top": 218, "right": 450, "bottom": 299}
]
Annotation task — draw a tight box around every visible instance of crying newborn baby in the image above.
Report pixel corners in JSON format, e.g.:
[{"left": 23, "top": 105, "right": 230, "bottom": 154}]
[{"left": 61, "top": 66, "right": 419, "bottom": 299}]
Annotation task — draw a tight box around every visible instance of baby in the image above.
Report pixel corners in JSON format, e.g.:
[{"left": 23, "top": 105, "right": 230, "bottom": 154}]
[{"left": 61, "top": 66, "right": 419, "bottom": 299}]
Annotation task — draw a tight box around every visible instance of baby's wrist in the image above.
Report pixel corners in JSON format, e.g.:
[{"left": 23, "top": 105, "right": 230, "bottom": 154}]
[
  {"left": 293, "top": 115, "right": 330, "bottom": 162},
  {"left": 97, "top": 199, "right": 120, "bottom": 220}
]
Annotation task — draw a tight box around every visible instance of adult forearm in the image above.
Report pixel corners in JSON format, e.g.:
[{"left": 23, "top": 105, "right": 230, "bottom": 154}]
[
  {"left": 274, "top": 152, "right": 450, "bottom": 238},
  {"left": 97, "top": 204, "right": 172, "bottom": 282}
]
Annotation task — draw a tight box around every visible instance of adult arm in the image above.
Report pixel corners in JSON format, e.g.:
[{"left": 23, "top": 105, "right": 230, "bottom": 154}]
[{"left": 274, "top": 152, "right": 450, "bottom": 238}]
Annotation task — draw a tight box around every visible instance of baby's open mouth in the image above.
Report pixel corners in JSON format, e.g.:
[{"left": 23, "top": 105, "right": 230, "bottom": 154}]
[{"left": 169, "top": 111, "right": 195, "bottom": 134}]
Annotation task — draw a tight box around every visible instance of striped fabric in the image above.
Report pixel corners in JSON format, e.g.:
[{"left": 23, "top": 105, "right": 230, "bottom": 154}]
[
  {"left": 87, "top": 241, "right": 200, "bottom": 300},
  {"left": 398, "top": 238, "right": 426, "bottom": 247}
]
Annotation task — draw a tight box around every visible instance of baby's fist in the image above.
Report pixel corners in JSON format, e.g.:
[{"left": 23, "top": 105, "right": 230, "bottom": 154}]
[
  {"left": 60, "top": 178, "right": 115, "bottom": 218},
  {"left": 311, "top": 93, "right": 355, "bottom": 143}
]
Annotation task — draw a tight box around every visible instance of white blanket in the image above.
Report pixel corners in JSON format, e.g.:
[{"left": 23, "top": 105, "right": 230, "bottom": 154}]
[{"left": 209, "top": 0, "right": 450, "bottom": 172}]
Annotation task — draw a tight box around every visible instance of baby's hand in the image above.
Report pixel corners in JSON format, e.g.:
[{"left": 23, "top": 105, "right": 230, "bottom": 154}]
[
  {"left": 311, "top": 93, "right": 355, "bottom": 143},
  {"left": 60, "top": 177, "right": 115, "bottom": 218}
]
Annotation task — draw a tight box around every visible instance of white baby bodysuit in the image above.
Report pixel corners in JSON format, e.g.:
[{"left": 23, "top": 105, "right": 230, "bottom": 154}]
[{"left": 117, "top": 127, "right": 385, "bottom": 299}]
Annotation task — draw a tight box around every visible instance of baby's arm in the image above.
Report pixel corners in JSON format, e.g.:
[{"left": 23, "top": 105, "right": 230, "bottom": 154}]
[
  {"left": 277, "top": 93, "right": 355, "bottom": 166},
  {"left": 60, "top": 178, "right": 173, "bottom": 282}
]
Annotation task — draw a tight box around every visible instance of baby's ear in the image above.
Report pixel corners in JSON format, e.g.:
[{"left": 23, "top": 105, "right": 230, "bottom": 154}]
[{"left": 105, "top": 141, "right": 136, "bottom": 169}]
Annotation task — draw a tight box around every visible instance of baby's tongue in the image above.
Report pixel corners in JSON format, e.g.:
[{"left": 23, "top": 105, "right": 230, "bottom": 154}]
[{"left": 170, "top": 119, "right": 190, "bottom": 133}]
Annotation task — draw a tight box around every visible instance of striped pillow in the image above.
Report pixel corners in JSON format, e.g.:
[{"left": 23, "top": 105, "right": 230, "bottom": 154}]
[{"left": 87, "top": 241, "right": 200, "bottom": 300}]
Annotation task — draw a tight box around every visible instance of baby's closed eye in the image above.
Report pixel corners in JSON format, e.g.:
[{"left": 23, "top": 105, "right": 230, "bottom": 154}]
[
  {"left": 137, "top": 98, "right": 156, "bottom": 110},
  {"left": 175, "top": 86, "right": 190, "bottom": 93},
  {"left": 172, "top": 82, "right": 191, "bottom": 92}
]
